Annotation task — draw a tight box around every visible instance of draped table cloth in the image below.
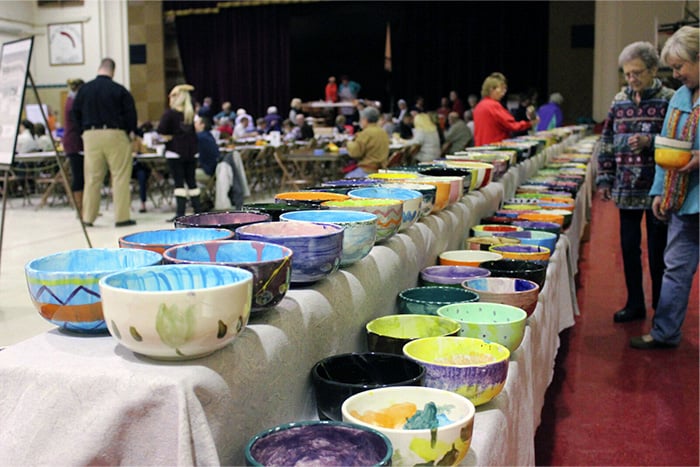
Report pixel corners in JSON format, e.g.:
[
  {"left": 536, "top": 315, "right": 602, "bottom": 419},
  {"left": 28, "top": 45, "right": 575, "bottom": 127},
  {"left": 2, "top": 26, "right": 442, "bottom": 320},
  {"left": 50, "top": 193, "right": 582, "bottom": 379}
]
[{"left": 0, "top": 136, "right": 589, "bottom": 465}]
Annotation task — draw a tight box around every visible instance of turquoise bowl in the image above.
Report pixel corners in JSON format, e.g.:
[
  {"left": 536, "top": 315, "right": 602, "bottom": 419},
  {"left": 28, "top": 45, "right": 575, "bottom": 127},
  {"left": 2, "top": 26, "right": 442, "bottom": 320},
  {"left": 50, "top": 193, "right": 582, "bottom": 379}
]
[
  {"left": 163, "top": 240, "right": 293, "bottom": 311},
  {"left": 25, "top": 248, "right": 163, "bottom": 333},
  {"left": 398, "top": 286, "right": 479, "bottom": 316},
  {"left": 118, "top": 227, "right": 234, "bottom": 255},
  {"left": 280, "top": 210, "right": 377, "bottom": 266},
  {"left": 348, "top": 187, "right": 422, "bottom": 231}
]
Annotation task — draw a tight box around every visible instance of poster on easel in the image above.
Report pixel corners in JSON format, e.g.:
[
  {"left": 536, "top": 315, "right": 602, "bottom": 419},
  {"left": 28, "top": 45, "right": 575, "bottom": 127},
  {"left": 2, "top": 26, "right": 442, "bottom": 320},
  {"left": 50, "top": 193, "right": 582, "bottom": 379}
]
[{"left": 0, "top": 37, "right": 34, "bottom": 168}]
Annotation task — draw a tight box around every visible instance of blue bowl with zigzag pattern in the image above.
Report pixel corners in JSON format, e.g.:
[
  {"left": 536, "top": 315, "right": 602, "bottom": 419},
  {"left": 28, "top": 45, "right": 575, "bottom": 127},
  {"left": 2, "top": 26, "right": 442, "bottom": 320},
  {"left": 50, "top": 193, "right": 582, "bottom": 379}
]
[{"left": 25, "top": 248, "right": 163, "bottom": 333}]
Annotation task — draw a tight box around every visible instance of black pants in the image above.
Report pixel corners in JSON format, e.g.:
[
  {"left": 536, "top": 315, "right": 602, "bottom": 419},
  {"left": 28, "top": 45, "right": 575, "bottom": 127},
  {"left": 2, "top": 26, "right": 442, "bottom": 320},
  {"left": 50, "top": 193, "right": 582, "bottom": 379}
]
[
  {"left": 67, "top": 153, "right": 84, "bottom": 191},
  {"left": 167, "top": 158, "right": 198, "bottom": 192},
  {"left": 619, "top": 208, "right": 667, "bottom": 311}
]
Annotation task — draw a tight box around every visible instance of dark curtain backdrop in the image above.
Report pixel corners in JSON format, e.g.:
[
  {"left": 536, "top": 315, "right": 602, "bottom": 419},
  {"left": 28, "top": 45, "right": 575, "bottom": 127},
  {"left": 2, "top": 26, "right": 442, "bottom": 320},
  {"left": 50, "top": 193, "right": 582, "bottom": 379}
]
[{"left": 165, "top": 1, "right": 549, "bottom": 117}]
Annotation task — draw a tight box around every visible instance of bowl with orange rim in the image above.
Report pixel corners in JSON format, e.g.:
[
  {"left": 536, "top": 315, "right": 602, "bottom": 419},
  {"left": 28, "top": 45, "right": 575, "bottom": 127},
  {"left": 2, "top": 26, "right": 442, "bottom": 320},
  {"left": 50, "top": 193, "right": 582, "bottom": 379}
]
[
  {"left": 654, "top": 136, "right": 692, "bottom": 169},
  {"left": 274, "top": 191, "right": 350, "bottom": 207}
]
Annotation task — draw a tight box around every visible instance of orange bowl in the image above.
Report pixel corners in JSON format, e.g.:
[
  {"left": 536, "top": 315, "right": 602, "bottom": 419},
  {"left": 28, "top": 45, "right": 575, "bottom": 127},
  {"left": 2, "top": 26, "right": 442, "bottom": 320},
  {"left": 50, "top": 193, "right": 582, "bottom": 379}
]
[
  {"left": 655, "top": 136, "right": 693, "bottom": 169},
  {"left": 275, "top": 191, "right": 349, "bottom": 205},
  {"left": 518, "top": 212, "right": 565, "bottom": 226},
  {"left": 489, "top": 244, "right": 551, "bottom": 262},
  {"left": 419, "top": 179, "right": 451, "bottom": 213}
]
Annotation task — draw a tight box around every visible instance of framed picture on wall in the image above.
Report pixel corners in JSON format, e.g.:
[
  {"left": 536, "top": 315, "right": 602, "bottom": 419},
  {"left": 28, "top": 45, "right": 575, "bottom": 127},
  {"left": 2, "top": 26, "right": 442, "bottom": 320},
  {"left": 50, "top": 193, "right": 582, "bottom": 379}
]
[{"left": 47, "top": 22, "right": 84, "bottom": 66}]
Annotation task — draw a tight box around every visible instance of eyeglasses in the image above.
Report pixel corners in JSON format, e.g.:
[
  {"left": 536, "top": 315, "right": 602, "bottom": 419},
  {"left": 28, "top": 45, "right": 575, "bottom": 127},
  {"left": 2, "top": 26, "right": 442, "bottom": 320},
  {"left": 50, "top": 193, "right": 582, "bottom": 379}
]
[{"left": 623, "top": 68, "right": 648, "bottom": 80}]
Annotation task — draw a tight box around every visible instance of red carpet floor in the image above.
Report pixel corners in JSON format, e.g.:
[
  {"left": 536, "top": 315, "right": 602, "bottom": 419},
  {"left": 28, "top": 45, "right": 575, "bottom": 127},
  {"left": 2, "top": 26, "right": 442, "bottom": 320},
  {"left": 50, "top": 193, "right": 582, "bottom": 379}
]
[{"left": 535, "top": 193, "right": 700, "bottom": 466}]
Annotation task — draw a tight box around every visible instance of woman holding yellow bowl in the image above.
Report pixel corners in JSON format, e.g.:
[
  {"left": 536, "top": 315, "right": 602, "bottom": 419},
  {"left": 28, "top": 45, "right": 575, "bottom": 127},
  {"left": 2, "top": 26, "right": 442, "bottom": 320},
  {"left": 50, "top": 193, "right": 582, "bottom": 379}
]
[
  {"left": 631, "top": 26, "right": 699, "bottom": 350},
  {"left": 595, "top": 41, "right": 675, "bottom": 324}
]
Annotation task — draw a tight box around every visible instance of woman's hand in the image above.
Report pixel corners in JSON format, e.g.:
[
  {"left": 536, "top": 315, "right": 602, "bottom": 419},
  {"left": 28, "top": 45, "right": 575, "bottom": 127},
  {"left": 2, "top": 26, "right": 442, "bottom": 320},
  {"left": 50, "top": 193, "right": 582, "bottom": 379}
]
[
  {"left": 679, "top": 150, "right": 700, "bottom": 173},
  {"left": 628, "top": 134, "right": 651, "bottom": 153},
  {"left": 651, "top": 195, "right": 668, "bottom": 221}
]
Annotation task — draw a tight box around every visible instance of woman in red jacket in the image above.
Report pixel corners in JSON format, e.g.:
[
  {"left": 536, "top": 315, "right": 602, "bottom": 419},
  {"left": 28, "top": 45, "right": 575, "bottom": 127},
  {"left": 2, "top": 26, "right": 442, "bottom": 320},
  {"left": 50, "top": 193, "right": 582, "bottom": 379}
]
[{"left": 473, "top": 72, "right": 538, "bottom": 146}]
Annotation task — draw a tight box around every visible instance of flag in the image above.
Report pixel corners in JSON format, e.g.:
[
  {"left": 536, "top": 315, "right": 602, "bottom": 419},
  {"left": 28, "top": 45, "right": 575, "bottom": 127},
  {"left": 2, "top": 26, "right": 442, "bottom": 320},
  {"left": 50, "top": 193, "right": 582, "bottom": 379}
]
[{"left": 384, "top": 22, "right": 392, "bottom": 72}]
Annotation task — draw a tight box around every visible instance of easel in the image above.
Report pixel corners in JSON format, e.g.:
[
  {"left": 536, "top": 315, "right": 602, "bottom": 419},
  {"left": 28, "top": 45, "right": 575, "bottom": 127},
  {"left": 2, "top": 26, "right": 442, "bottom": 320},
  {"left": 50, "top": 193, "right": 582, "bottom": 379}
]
[{"left": 0, "top": 37, "right": 91, "bottom": 275}]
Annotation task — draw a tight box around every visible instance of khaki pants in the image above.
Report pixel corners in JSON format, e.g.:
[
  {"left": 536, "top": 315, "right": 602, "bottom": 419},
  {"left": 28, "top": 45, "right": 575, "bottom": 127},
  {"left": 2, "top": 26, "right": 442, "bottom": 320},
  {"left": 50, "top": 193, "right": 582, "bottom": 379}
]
[{"left": 82, "top": 129, "right": 133, "bottom": 224}]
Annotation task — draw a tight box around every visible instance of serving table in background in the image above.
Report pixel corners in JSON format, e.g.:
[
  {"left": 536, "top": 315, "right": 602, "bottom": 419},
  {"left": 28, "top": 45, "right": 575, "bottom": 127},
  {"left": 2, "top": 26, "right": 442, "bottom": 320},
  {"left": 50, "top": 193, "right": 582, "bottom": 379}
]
[{"left": 0, "top": 136, "right": 589, "bottom": 465}]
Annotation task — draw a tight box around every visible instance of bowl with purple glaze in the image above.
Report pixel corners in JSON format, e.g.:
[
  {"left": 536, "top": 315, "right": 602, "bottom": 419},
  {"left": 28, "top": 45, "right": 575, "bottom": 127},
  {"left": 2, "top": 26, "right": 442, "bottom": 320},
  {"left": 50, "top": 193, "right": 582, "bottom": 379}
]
[
  {"left": 512, "top": 220, "right": 562, "bottom": 236},
  {"left": 420, "top": 265, "right": 491, "bottom": 287},
  {"left": 462, "top": 277, "right": 540, "bottom": 316},
  {"left": 245, "top": 420, "right": 392, "bottom": 466},
  {"left": 174, "top": 210, "right": 271, "bottom": 232}
]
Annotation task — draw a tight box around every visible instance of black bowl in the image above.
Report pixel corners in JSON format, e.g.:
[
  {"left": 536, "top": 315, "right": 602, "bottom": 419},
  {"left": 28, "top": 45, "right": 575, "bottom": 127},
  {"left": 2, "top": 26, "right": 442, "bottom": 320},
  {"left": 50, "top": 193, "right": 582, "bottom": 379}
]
[
  {"left": 310, "top": 352, "right": 425, "bottom": 421},
  {"left": 417, "top": 167, "right": 473, "bottom": 194},
  {"left": 479, "top": 259, "right": 547, "bottom": 288},
  {"left": 242, "top": 203, "right": 326, "bottom": 221},
  {"left": 174, "top": 210, "right": 271, "bottom": 232}
]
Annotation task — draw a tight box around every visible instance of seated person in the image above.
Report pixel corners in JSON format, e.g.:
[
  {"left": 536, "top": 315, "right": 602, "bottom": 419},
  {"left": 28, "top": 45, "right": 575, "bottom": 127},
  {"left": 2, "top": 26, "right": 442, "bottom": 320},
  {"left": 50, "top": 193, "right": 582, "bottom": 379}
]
[
  {"left": 216, "top": 117, "right": 234, "bottom": 139},
  {"left": 345, "top": 107, "right": 389, "bottom": 178},
  {"left": 282, "top": 119, "right": 299, "bottom": 142},
  {"left": 233, "top": 116, "right": 257, "bottom": 140},
  {"left": 295, "top": 114, "right": 315, "bottom": 140},
  {"left": 33, "top": 123, "right": 54, "bottom": 151},
  {"left": 213, "top": 101, "right": 235, "bottom": 124},
  {"left": 256, "top": 117, "right": 268, "bottom": 135},
  {"left": 333, "top": 114, "right": 354, "bottom": 136},
  {"left": 235, "top": 108, "right": 255, "bottom": 132},
  {"left": 441, "top": 112, "right": 472, "bottom": 155},
  {"left": 15, "top": 119, "right": 39, "bottom": 154},
  {"left": 264, "top": 106, "right": 282, "bottom": 133},
  {"left": 397, "top": 113, "right": 414, "bottom": 140},
  {"left": 195, "top": 117, "right": 220, "bottom": 181}
]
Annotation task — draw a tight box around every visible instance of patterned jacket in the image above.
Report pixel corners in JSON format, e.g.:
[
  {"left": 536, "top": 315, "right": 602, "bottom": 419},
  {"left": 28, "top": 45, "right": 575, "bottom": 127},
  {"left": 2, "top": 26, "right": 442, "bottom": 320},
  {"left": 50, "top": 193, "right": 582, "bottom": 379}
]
[{"left": 596, "top": 78, "right": 675, "bottom": 209}]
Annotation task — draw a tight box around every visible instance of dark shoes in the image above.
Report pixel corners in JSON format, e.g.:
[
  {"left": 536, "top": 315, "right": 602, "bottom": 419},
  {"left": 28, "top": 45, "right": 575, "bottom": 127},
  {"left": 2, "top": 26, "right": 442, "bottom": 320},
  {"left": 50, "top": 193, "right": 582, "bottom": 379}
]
[
  {"left": 115, "top": 219, "right": 137, "bottom": 227},
  {"left": 630, "top": 334, "right": 678, "bottom": 350},
  {"left": 613, "top": 308, "right": 646, "bottom": 323},
  {"left": 82, "top": 221, "right": 93, "bottom": 227}
]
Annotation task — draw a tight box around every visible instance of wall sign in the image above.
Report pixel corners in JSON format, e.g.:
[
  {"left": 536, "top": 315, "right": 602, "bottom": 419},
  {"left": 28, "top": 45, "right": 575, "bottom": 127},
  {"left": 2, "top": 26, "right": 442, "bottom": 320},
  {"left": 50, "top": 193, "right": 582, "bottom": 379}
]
[{"left": 48, "top": 22, "right": 84, "bottom": 66}]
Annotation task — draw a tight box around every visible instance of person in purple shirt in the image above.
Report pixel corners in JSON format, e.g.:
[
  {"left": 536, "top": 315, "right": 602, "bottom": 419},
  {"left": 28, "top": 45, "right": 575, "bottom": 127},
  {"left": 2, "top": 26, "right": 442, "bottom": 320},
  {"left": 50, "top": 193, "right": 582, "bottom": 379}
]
[
  {"left": 263, "top": 106, "right": 282, "bottom": 133},
  {"left": 536, "top": 93, "right": 564, "bottom": 131}
]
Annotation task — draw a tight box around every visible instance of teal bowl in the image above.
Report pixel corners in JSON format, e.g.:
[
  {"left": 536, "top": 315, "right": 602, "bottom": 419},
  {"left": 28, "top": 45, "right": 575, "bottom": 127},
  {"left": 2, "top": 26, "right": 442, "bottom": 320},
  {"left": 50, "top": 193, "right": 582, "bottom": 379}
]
[{"left": 398, "top": 286, "right": 479, "bottom": 316}]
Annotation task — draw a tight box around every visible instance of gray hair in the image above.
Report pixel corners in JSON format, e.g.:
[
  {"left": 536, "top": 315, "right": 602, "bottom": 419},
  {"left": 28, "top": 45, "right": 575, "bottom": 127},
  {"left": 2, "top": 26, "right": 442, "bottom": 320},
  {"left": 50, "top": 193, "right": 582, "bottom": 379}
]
[
  {"left": 360, "top": 106, "right": 380, "bottom": 123},
  {"left": 660, "top": 26, "right": 699, "bottom": 65},
  {"left": 549, "top": 92, "right": 564, "bottom": 105},
  {"left": 618, "top": 41, "right": 660, "bottom": 69}
]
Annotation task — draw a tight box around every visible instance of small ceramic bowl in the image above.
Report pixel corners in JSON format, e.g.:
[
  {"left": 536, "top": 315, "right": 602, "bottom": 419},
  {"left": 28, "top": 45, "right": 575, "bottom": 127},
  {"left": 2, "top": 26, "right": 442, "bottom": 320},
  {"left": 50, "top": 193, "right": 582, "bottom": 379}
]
[
  {"left": 489, "top": 244, "right": 551, "bottom": 262},
  {"left": 379, "top": 182, "right": 436, "bottom": 218},
  {"left": 274, "top": 191, "right": 350, "bottom": 207},
  {"left": 118, "top": 228, "right": 234, "bottom": 254},
  {"left": 348, "top": 187, "right": 422, "bottom": 231},
  {"left": 465, "top": 236, "right": 521, "bottom": 251},
  {"left": 445, "top": 161, "right": 493, "bottom": 190},
  {"left": 162, "top": 240, "right": 292, "bottom": 311},
  {"left": 462, "top": 277, "right": 540, "bottom": 316},
  {"left": 322, "top": 198, "right": 403, "bottom": 243},
  {"left": 439, "top": 250, "right": 503, "bottom": 267},
  {"left": 398, "top": 286, "right": 479, "bottom": 316},
  {"left": 493, "top": 230, "right": 558, "bottom": 253},
  {"left": 540, "top": 209, "right": 573, "bottom": 229},
  {"left": 235, "top": 221, "right": 343, "bottom": 283},
  {"left": 366, "top": 314, "right": 462, "bottom": 354},
  {"left": 512, "top": 220, "right": 562, "bottom": 236},
  {"left": 342, "top": 386, "right": 475, "bottom": 466},
  {"left": 654, "top": 136, "right": 692, "bottom": 169},
  {"left": 311, "top": 352, "right": 426, "bottom": 421},
  {"left": 417, "top": 167, "right": 472, "bottom": 195},
  {"left": 420, "top": 175, "right": 463, "bottom": 204},
  {"left": 242, "top": 202, "right": 326, "bottom": 221},
  {"left": 99, "top": 264, "right": 253, "bottom": 359},
  {"left": 471, "top": 224, "right": 524, "bottom": 237},
  {"left": 174, "top": 210, "right": 271, "bottom": 232},
  {"left": 479, "top": 259, "right": 547, "bottom": 289},
  {"left": 402, "top": 336, "right": 510, "bottom": 406},
  {"left": 279, "top": 210, "right": 377, "bottom": 266},
  {"left": 368, "top": 172, "right": 419, "bottom": 181},
  {"left": 420, "top": 265, "right": 491, "bottom": 287},
  {"left": 245, "top": 420, "right": 392, "bottom": 467},
  {"left": 417, "top": 178, "right": 451, "bottom": 213},
  {"left": 518, "top": 211, "right": 565, "bottom": 226},
  {"left": 25, "top": 248, "right": 163, "bottom": 333},
  {"left": 437, "top": 302, "right": 528, "bottom": 353}
]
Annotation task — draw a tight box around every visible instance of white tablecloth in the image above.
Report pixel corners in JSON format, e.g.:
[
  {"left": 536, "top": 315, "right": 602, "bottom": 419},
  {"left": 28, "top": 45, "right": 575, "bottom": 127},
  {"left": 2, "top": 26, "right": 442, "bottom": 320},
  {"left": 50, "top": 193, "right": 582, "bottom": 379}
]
[{"left": 0, "top": 137, "right": 590, "bottom": 465}]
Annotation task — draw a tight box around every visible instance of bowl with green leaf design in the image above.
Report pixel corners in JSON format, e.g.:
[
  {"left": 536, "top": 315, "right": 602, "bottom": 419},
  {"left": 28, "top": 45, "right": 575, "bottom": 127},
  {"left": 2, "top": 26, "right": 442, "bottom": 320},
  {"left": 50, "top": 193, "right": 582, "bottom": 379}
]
[{"left": 99, "top": 264, "right": 253, "bottom": 360}]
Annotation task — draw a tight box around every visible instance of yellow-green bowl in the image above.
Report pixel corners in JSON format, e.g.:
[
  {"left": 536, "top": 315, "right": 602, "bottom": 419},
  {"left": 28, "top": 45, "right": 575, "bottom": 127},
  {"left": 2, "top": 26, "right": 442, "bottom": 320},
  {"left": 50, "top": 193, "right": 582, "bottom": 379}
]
[{"left": 366, "top": 314, "right": 461, "bottom": 354}]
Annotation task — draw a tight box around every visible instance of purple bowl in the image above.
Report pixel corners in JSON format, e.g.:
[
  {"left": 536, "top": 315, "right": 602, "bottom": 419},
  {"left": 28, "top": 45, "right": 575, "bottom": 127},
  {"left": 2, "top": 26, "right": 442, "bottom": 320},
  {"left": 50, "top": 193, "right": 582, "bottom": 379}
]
[
  {"left": 511, "top": 220, "right": 561, "bottom": 236},
  {"left": 420, "top": 265, "right": 491, "bottom": 287},
  {"left": 174, "top": 210, "right": 271, "bottom": 232}
]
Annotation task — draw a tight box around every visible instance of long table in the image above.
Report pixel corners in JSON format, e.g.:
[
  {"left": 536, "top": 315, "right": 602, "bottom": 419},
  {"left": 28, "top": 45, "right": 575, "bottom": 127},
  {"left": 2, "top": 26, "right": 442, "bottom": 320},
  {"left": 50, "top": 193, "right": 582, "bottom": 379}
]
[{"left": 0, "top": 135, "right": 588, "bottom": 465}]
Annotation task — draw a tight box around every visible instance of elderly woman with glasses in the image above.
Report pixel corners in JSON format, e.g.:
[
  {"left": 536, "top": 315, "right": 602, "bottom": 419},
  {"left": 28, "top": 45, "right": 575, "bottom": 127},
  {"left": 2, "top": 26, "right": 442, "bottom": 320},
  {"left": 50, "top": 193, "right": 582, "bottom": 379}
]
[
  {"left": 631, "top": 26, "right": 699, "bottom": 349},
  {"left": 595, "top": 41, "right": 675, "bottom": 324}
]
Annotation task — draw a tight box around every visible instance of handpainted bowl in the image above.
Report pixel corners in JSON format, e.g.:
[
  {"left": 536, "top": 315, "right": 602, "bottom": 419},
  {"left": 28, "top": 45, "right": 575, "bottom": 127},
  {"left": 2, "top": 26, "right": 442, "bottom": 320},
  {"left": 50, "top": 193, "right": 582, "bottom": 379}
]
[
  {"left": 235, "top": 221, "right": 343, "bottom": 283},
  {"left": 462, "top": 277, "right": 540, "bottom": 316},
  {"left": 471, "top": 224, "right": 523, "bottom": 237},
  {"left": 118, "top": 228, "right": 234, "bottom": 255},
  {"left": 280, "top": 210, "right": 377, "bottom": 266},
  {"left": 439, "top": 250, "right": 503, "bottom": 267},
  {"left": 25, "top": 248, "right": 163, "bottom": 333},
  {"left": 420, "top": 176, "right": 463, "bottom": 204},
  {"left": 242, "top": 202, "right": 326, "bottom": 221},
  {"left": 398, "top": 286, "right": 479, "bottom": 316},
  {"left": 402, "top": 336, "right": 510, "bottom": 406},
  {"left": 539, "top": 209, "right": 573, "bottom": 229},
  {"left": 174, "top": 210, "right": 271, "bottom": 232},
  {"left": 654, "top": 136, "right": 692, "bottom": 169},
  {"left": 366, "top": 314, "right": 462, "bottom": 354},
  {"left": 379, "top": 182, "right": 436, "bottom": 217},
  {"left": 322, "top": 198, "right": 402, "bottom": 243},
  {"left": 420, "top": 265, "right": 490, "bottom": 288},
  {"left": 494, "top": 230, "right": 558, "bottom": 253},
  {"left": 489, "top": 244, "right": 551, "bottom": 262},
  {"left": 162, "top": 240, "right": 292, "bottom": 311},
  {"left": 417, "top": 178, "right": 451, "bottom": 213},
  {"left": 418, "top": 167, "right": 472, "bottom": 195},
  {"left": 245, "top": 420, "right": 392, "bottom": 467},
  {"left": 518, "top": 211, "right": 565, "bottom": 226},
  {"left": 342, "top": 386, "right": 475, "bottom": 466},
  {"left": 99, "top": 264, "right": 252, "bottom": 359},
  {"left": 274, "top": 191, "right": 349, "bottom": 207},
  {"left": 311, "top": 352, "right": 426, "bottom": 421},
  {"left": 480, "top": 259, "right": 547, "bottom": 288},
  {"left": 437, "top": 302, "right": 528, "bottom": 353},
  {"left": 445, "top": 161, "right": 494, "bottom": 190},
  {"left": 512, "top": 220, "right": 562, "bottom": 236},
  {"left": 465, "top": 236, "right": 520, "bottom": 251},
  {"left": 368, "top": 172, "right": 419, "bottom": 181},
  {"left": 348, "top": 187, "right": 422, "bottom": 231}
]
